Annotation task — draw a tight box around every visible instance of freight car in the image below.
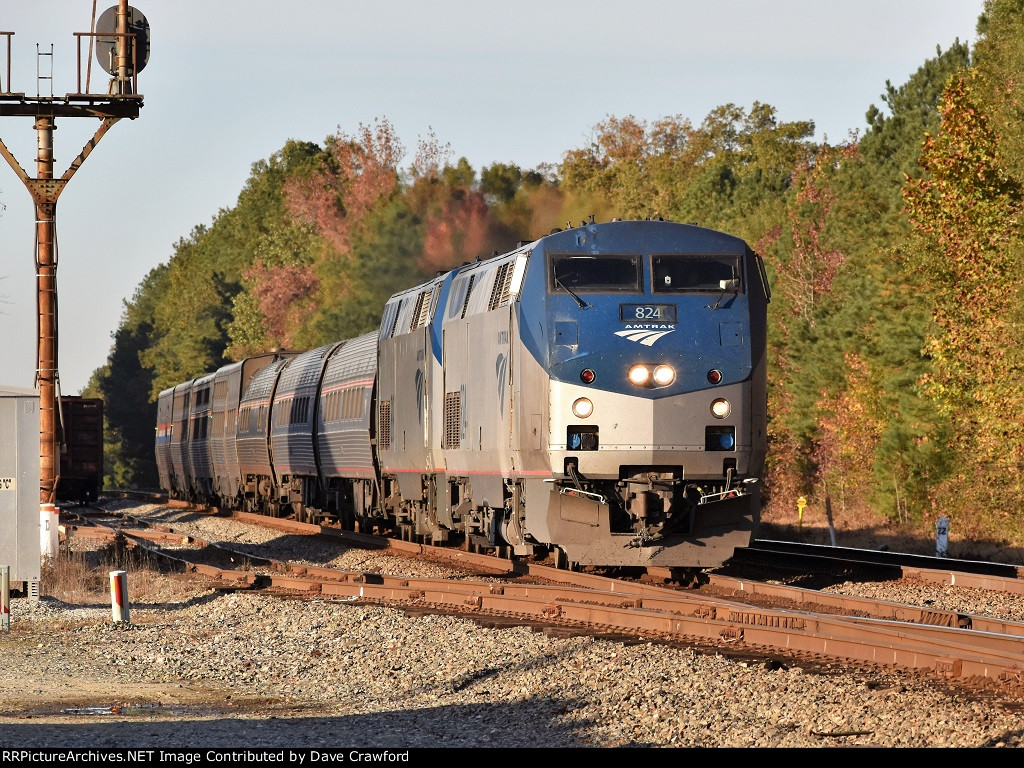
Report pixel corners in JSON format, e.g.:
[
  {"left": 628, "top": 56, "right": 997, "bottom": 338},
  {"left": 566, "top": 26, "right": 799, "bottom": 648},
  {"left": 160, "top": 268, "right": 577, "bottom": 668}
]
[
  {"left": 57, "top": 396, "right": 104, "bottom": 505},
  {"left": 156, "top": 218, "right": 770, "bottom": 569}
]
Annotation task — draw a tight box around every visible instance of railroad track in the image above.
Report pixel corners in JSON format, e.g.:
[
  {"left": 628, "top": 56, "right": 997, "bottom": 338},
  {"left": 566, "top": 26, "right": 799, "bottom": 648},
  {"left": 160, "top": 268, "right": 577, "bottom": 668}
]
[
  {"left": 733, "top": 539, "right": 1024, "bottom": 592},
  {"left": 110, "top": 488, "right": 1024, "bottom": 590},
  {"left": 59, "top": 495, "right": 1024, "bottom": 697}
]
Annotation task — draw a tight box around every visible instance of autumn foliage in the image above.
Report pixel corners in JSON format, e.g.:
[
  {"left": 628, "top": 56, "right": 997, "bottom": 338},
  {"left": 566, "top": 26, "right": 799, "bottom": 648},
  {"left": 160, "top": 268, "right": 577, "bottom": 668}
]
[
  {"left": 902, "top": 72, "right": 1024, "bottom": 538},
  {"left": 89, "top": 1, "right": 1024, "bottom": 552},
  {"left": 284, "top": 119, "right": 403, "bottom": 256}
]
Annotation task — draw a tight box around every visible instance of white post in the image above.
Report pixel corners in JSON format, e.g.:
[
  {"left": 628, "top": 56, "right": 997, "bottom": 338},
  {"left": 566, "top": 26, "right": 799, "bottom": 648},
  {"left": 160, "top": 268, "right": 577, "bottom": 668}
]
[
  {"left": 1, "top": 566, "right": 9, "bottom": 631},
  {"left": 39, "top": 502, "right": 59, "bottom": 559},
  {"left": 109, "top": 570, "right": 130, "bottom": 623},
  {"left": 936, "top": 516, "right": 949, "bottom": 558}
]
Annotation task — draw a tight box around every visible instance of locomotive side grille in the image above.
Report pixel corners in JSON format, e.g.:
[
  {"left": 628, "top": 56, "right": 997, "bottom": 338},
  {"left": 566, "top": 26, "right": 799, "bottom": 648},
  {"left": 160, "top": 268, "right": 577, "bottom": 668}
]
[
  {"left": 500, "top": 261, "right": 516, "bottom": 303},
  {"left": 443, "top": 392, "right": 461, "bottom": 449},
  {"left": 378, "top": 400, "right": 392, "bottom": 451},
  {"left": 487, "top": 262, "right": 514, "bottom": 310},
  {"left": 409, "top": 291, "right": 427, "bottom": 332},
  {"left": 410, "top": 286, "right": 435, "bottom": 331},
  {"left": 460, "top": 275, "right": 475, "bottom": 319},
  {"left": 389, "top": 298, "right": 406, "bottom": 339},
  {"left": 428, "top": 284, "right": 441, "bottom": 316}
]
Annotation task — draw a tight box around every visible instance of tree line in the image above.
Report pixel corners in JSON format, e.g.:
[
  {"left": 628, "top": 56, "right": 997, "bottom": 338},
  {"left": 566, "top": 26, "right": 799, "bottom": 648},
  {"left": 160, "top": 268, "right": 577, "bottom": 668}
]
[{"left": 85, "top": 0, "right": 1024, "bottom": 547}]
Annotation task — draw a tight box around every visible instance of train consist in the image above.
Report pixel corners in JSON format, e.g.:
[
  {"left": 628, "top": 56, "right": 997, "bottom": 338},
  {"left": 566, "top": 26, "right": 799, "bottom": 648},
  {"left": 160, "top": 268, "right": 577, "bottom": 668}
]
[{"left": 156, "top": 218, "right": 770, "bottom": 569}]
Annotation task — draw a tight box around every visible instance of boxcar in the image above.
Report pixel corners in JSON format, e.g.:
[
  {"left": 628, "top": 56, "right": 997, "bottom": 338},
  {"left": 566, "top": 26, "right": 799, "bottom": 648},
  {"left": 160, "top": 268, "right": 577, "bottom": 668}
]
[{"left": 57, "top": 396, "right": 104, "bottom": 505}]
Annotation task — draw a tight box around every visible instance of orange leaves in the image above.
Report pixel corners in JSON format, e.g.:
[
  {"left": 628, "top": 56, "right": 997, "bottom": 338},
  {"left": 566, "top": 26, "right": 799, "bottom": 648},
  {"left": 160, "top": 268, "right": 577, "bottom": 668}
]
[
  {"left": 283, "top": 167, "right": 349, "bottom": 255},
  {"left": 332, "top": 120, "right": 403, "bottom": 223},
  {"left": 777, "top": 142, "right": 854, "bottom": 326},
  {"left": 263, "top": 119, "right": 406, "bottom": 347},
  {"left": 903, "top": 74, "right": 1021, "bottom": 263},
  {"left": 243, "top": 260, "right": 319, "bottom": 348},
  {"left": 814, "top": 353, "right": 885, "bottom": 504},
  {"left": 903, "top": 73, "right": 1022, "bottom": 397},
  {"left": 590, "top": 115, "right": 650, "bottom": 163},
  {"left": 283, "top": 118, "right": 404, "bottom": 258},
  {"left": 420, "top": 191, "right": 491, "bottom": 275}
]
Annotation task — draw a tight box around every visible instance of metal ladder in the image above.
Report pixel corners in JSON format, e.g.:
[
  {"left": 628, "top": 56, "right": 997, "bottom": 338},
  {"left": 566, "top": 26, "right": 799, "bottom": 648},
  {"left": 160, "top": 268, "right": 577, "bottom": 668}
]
[{"left": 36, "top": 43, "right": 52, "bottom": 97}]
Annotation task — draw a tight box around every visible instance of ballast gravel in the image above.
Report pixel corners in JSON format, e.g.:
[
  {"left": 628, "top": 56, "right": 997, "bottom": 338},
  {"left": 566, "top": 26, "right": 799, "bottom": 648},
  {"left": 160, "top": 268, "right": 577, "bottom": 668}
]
[{"left": 1, "top": 502, "right": 1022, "bottom": 749}]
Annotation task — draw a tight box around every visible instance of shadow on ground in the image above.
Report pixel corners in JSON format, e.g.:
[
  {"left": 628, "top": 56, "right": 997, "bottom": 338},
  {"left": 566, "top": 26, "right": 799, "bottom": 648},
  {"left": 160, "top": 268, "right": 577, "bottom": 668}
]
[{"left": 3, "top": 698, "right": 612, "bottom": 748}]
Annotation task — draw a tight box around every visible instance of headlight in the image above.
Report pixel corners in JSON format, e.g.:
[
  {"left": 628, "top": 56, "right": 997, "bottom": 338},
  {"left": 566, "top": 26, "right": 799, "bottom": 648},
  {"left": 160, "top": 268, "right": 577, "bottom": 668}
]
[
  {"left": 652, "top": 365, "right": 675, "bottom": 386},
  {"left": 710, "top": 398, "right": 731, "bottom": 418},
  {"left": 572, "top": 398, "right": 594, "bottom": 418},
  {"left": 627, "top": 365, "right": 651, "bottom": 386},
  {"left": 628, "top": 364, "right": 676, "bottom": 388}
]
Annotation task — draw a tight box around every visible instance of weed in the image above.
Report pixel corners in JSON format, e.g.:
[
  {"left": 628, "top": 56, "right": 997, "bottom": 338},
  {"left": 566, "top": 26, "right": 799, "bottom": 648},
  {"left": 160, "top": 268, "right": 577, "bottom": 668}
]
[{"left": 40, "top": 533, "right": 165, "bottom": 604}]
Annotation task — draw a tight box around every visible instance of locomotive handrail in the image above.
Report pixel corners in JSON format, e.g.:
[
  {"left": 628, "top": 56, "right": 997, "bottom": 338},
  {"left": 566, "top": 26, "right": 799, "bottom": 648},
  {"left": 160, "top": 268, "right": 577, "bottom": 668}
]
[
  {"left": 699, "top": 477, "right": 759, "bottom": 505},
  {"left": 553, "top": 484, "right": 607, "bottom": 505}
]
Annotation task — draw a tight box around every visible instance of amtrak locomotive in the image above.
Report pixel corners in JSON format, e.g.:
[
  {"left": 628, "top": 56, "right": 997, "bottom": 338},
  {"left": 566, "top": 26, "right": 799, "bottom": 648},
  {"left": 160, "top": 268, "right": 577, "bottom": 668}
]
[{"left": 156, "top": 218, "right": 770, "bottom": 569}]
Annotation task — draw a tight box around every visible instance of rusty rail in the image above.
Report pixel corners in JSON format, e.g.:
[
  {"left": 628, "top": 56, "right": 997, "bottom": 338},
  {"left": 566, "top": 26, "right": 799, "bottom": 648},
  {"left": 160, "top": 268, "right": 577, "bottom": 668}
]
[{"left": 63, "top": 506, "right": 1024, "bottom": 691}]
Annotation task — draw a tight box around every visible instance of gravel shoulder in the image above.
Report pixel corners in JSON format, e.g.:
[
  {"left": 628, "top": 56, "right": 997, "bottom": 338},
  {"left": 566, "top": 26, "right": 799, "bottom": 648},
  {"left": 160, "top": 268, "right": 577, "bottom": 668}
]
[{"left": 1, "top": 502, "right": 1023, "bottom": 749}]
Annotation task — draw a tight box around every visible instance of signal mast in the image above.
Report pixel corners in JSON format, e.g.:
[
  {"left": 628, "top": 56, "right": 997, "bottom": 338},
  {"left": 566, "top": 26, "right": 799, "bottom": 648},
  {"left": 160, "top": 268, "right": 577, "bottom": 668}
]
[{"left": 0, "top": 1, "right": 148, "bottom": 556}]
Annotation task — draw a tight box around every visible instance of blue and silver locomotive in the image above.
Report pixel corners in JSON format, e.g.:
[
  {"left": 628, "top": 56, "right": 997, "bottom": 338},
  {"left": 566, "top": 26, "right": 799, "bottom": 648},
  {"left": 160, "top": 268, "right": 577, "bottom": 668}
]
[{"left": 156, "top": 218, "right": 769, "bottom": 569}]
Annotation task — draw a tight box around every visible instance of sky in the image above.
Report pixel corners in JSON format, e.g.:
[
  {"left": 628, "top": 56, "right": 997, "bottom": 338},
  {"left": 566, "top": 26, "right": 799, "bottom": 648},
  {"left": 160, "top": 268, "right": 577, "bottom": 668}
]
[{"left": 0, "top": 0, "right": 985, "bottom": 395}]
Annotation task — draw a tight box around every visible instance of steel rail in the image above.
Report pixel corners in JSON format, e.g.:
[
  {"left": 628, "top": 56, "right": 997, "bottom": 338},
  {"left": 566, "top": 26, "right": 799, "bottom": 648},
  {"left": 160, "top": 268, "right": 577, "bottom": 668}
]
[
  {"left": 63, "top": 509, "right": 1024, "bottom": 690},
  {"left": 738, "top": 539, "right": 1024, "bottom": 591},
  {"left": 127, "top": 494, "right": 1024, "bottom": 595},
  {"left": 746, "top": 538, "right": 1024, "bottom": 577},
  {"left": 90, "top": 501, "right": 1024, "bottom": 632},
  {"left": 91, "top": 501, "right": 1024, "bottom": 640}
]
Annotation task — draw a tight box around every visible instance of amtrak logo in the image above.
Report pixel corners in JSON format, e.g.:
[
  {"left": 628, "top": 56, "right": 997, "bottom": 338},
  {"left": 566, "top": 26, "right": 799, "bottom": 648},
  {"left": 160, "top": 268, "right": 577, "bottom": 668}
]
[{"left": 615, "top": 325, "right": 676, "bottom": 347}]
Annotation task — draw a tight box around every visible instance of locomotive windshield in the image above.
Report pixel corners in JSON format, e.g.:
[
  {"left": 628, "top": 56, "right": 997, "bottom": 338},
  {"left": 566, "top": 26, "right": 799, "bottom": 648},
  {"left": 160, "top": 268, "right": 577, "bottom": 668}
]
[
  {"left": 652, "top": 255, "right": 741, "bottom": 293},
  {"left": 549, "top": 254, "right": 640, "bottom": 293}
]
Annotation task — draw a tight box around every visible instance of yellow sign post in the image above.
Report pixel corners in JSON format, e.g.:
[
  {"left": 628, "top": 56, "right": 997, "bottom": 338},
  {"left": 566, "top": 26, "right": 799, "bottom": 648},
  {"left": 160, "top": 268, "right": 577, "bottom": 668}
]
[{"left": 797, "top": 496, "right": 807, "bottom": 529}]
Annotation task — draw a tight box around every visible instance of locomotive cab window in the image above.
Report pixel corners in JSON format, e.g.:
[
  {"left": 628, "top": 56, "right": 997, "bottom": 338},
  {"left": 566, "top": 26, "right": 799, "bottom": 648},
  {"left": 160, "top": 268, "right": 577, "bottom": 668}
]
[
  {"left": 652, "top": 255, "right": 741, "bottom": 293},
  {"left": 549, "top": 254, "right": 640, "bottom": 293}
]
